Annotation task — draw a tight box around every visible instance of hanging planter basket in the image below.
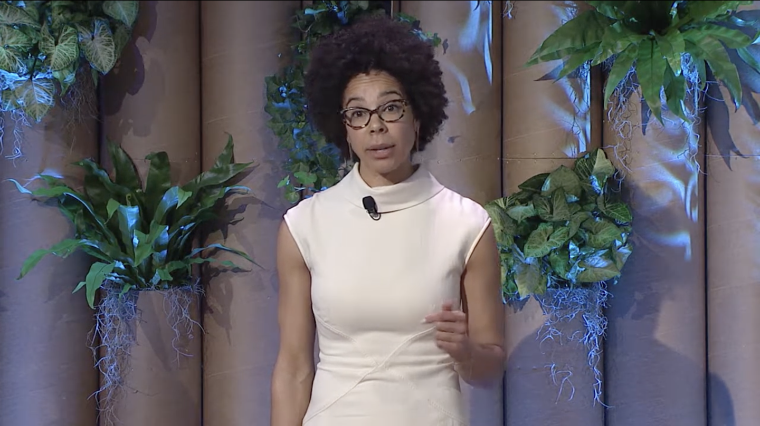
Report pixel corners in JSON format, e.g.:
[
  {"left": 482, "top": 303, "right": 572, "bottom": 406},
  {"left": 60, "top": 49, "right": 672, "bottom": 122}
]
[
  {"left": 527, "top": 1, "right": 760, "bottom": 131},
  {"left": 485, "top": 148, "right": 633, "bottom": 401},
  {"left": 10, "top": 135, "right": 255, "bottom": 424}
]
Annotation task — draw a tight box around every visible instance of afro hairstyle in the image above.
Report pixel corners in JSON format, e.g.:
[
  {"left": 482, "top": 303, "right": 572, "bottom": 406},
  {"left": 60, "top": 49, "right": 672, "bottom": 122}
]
[{"left": 304, "top": 13, "right": 449, "bottom": 160}]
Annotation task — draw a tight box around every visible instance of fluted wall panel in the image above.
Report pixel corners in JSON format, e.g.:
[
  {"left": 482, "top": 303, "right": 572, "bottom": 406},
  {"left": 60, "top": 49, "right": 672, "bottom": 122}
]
[
  {"left": 101, "top": 1, "right": 202, "bottom": 425},
  {"left": 0, "top": 89, "right": 99, "bottom": 426},
  {"left": 200, "top": 2, "right": 299, "bottom": 425},
  {"left": 501, "top": 2, "right": 603, "bottom": 425}
]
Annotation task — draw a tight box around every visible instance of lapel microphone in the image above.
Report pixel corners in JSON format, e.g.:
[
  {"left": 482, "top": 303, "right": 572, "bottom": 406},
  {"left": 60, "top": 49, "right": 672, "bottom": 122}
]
[{"left": 362, "top": 196, "right": 381, "bottom": 221}]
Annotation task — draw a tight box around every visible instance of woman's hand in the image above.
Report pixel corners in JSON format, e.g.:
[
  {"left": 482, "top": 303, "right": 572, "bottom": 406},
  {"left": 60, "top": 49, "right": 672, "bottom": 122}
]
[{"left": 424, "top": 301, "right": 472, "bottom": 363}]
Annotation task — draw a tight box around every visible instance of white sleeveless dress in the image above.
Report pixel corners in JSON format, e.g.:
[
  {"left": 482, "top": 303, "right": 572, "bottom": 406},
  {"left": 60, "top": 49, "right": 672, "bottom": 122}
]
[{"left": 283, "top": 163, "right": 491, "bottom": 426}]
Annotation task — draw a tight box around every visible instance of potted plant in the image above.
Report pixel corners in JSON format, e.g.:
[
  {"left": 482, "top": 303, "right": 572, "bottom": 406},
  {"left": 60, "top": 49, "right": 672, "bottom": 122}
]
[
  {"left": 0, "top": 0, "right": 137, "bottom": 157},
  {"left": 9, "top": 135, "right": 254, "bottom": 423},
  {"left": 484, "top": 148, "right": 633, "bottom": 402},
  {"left": 526, "top": 1, "right": 760, "bottom": 129},
  {"left": 264, "top": 0, "right": 442, "bottom": 203}
]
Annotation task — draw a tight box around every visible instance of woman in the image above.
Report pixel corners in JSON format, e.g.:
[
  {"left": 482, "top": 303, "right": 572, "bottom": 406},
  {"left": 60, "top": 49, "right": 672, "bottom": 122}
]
[{"left": 271, "top": 13, "right": 505, "bottom": 426}]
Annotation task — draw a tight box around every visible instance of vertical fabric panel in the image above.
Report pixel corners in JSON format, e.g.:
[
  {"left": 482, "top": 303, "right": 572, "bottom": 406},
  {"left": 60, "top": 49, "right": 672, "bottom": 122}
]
[
  {"left": 200, "top": 2, "right": 298, "bottom": 425},
  {"left": 501, "top": 2, "right": 603, "bottom": 425},
  {"left": 399, "top": 1, "right": 503, "bottom": 424},
  {"left": 705, "top": 22, "right": 760, "bottom": 424},
  {"left": 601, "top": 93, "right": 706, "bottom": 424},
  {"left": 101, "top": 1, "right": 202, "bottom": 425},
  {"left": 0, "top": 94, "right": 99, "bottom": 426}
]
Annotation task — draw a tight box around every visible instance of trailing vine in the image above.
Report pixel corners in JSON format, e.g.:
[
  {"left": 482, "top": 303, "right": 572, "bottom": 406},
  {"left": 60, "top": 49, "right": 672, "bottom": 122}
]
[{"left": 264, "top": 1, "right": 441, "bottom": 204}]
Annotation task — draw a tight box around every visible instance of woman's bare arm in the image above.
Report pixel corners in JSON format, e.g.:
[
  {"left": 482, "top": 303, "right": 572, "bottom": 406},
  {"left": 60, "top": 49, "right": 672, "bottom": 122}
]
[
  {"left": 271, "top": 221, "right": 316, "bottom": 426},
  {"left": 458, "top": 223, "right": 506, "bottom": 386}
]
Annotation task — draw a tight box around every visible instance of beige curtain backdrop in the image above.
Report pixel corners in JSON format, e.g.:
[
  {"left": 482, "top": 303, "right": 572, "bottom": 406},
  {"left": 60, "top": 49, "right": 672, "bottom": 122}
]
[{"left": 0, "top": 1, "right": 756, "bottom": 426}]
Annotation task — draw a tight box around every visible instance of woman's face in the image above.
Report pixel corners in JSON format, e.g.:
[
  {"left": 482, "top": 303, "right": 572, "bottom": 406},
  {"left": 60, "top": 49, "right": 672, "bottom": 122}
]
[{"left": 341, "top": 70, "right": 419, "bottom": 179}]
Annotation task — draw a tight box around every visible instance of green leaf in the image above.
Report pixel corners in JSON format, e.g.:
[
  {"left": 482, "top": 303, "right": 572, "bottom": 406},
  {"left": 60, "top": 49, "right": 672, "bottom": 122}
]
[
  {"left": 578, "top": 252, "right": 620, "bottom": 283},
  {"left": 17, "top": 239, "right": 84, "bottom": 279},
  {"left": 78, "top": 18, "right": 117, "bottom": 74},
  {"left": 103, "top": 1, "right": 139, "bottom": 27},
  {"left": 684, "top": 1, "right": 751, "bottom": 23},
  {"left": 604, "top": 43, "right": 638, "bottom": 103},
  {"left": 188, "top": 243, "right": 255, "bottom": 266},
  {"left": 524, "top": 223, "right": 564, "bottom": 258},
  {"left": 636, "top": 38, "right": 667, "bottom": 122},
  {"left": 517, "top": 173, "right": 549, "bottom": 193},
  {"left": 83, "top": 262, "right": 115, "bottom": 308},
  {"left": 527, "top": 10, "right": 611, "bottom": 65},
  {"left": 506, "top": 203, "right": 536, "bottom": 223},
  {"left": 556, "top": 43, "right": 600, "bottom": 80},
  {"left": 106, "top": 198, "right": 120, "bottom": 220},
  {"left": 687, "top": 36, "right": 742, "bottom": 109},
  {"left": 13, "top": 79, "right": 56, "bottom": 123},
  {"left": 0, "top": 3, "right": 41, "bottom": 28},
  {"left": 736, "top": 46, "right": 760, "bottom": 75},
  {"left": 40, "top": 24, "right": 79, "bottom": 71},
  {"left": 663, "top": 66, "right": 688, "bottom": 122},
  {"left": 602, "top": 202, "right": 633, "bottom": 224},
  {"left": 593, "top": 22, "right": 647, "bottom": 66},
  {"left": 583, "top": 218, "right": 623, "bottom": 249},
  {"left": 514, "top": 258, "right": 546, "bottom": 298},
  {"left": 655, "top": 29, "right": 684, "bottom": 76},
  {"left": 0, "top": 25, "right": 34, "bottom": 73},
  {"left": 541, "top": 165, "right": 582, "bottom": 199},
  {"left": 106, "top": 142, "right": 141, "bottom": 190},
  {"left": 117, "top": 204, "right": 140, "bottom": 257},
  {"left": 144, "top": 151, "right": 171, "bottom": 211}
]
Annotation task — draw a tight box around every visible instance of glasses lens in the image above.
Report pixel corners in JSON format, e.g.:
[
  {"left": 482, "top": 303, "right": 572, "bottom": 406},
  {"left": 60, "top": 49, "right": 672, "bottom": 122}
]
[
  {"left": 345, "top": 109, "right": 369, "bottom": 127},
  {"left": 379, "top": 101, "right": 404, "bottom": 122}
]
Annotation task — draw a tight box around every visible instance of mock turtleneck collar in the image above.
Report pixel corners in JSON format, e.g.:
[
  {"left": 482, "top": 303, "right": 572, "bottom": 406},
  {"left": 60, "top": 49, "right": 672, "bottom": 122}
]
[{"left": 341, "top": 162, "right": 444, "bottom": 213}]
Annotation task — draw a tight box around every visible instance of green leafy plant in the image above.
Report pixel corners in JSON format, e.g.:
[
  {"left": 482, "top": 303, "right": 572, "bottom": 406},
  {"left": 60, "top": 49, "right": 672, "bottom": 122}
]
[
  {"left": 526, "top": 1, "right": 760, "bottom": 126},
  {"left": 0, "top": 1, "right": 138, "bottom": 122},
  {"left": 10, "top": 135, "right": 255, "bottom": 308},
  {"left": 485, "top": 149, "right": 633, "bottom": 301},
  {"left": 265, "top": 0, "right": 442, "bottom": 203}
]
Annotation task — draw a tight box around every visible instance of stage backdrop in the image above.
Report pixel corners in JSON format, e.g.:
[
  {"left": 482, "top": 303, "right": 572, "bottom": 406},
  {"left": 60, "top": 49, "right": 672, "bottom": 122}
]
[{"left": 0, "top": 2, "right": 755, "bottom": 426}]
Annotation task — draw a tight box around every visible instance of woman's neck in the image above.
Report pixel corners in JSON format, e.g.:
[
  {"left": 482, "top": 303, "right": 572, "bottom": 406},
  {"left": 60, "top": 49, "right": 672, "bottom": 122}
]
[{"left": 358, "top": 162, "right": 416, "bottom": 188}]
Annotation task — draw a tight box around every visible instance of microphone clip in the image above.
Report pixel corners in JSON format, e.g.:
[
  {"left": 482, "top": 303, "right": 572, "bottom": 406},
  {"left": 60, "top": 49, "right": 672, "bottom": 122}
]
[{"left": 362, "top": 196, "right": 381, "bottom": 221}]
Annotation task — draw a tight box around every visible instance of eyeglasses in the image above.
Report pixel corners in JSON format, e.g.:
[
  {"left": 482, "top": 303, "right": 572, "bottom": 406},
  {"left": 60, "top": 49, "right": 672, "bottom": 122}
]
[{"left": 340, "top": 99, "right": 408, "bottom": 129}]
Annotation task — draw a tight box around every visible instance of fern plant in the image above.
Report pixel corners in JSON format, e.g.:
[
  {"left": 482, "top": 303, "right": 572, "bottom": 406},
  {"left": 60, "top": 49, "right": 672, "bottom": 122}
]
[
  {"left": 264, "top": 0, "right": 442, "bottom": 203},
  {"left": 11, "top": 135, "right": 254, "bottom": 308},
  {"left": 527, "top": 1, "right": 760, "bottom": 126},
  {"left": 485, "top": 149, "right": 633, "bottom": 301},
  {"left": 0, "top": 1, "right": 138, "bottom": 122}
]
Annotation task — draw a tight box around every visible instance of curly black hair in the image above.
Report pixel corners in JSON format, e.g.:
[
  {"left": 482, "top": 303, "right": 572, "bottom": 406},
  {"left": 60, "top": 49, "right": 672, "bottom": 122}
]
[{"left": 304, "top": 13, "right": 449, "bottom": 160}]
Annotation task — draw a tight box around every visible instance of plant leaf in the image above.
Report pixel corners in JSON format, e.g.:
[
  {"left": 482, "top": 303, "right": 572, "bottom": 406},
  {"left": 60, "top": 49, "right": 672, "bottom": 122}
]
[
  {"left": 103, "top": 1, "right": 139, "bottom": 27},
  {"left": 527, "top": 10, "right": 611, "bottom": 65},
  {"left": 541, "top": 165, "right": 582, "bottom": 199},
  {"left": 13, "top": 78, "right": 56, "bottom": 123},
  {"left": 144, "top": 151, "right": 171, "bottom": 212},
  {"left": 17, "top": 238, "right": 84, "bottom": 279},
  {"left": 0, "top": 25, "right": 34, "bottom": 73},
  {"left": 514, "top": 259, "right": 546, "bottom": 297},
  {"left": 83, "top": 262, "right": 115, "bottom": 308},
  {"left": 40, "top": 24, "right": 79, "bottom": 71},
  {"left": 691, "top": 37, "right": 742, "bottom": 109},
  {"left": 106, "top": 141, "right": 141, "bottom": 190},
  {"left": 636, "top": 38, "right": 667, "bottom": 123},
  {"left": 593, "top": 22, "right": 647, "bottom": 66},
  {"left": 578, "top": 251, "right": 620, "bottom": 283},
  {"left": 0, "top": 3, "right": 41, "bottom": 28},
  {"left": 78, "top": 18, "right": 117, "bottom": 74},
  {"left": 604, "top": 43, "right": 638, "bottom": 103}
]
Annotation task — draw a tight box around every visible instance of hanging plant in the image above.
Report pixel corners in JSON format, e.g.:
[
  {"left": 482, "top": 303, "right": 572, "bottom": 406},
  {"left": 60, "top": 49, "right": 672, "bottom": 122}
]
[
  {"left": 264, "top": 0, "right": 442, "bottom": 204},
  {"left": 526, "top": 1, "right": 760, "bottom": 127},
  {"left": 9, "top": 135, "right": 254, "bottom": 424},
  {"left": 484, "top": 148, "right": 633, "bottom": 402},
  {"left": 0, "top": 1, "right": 138, "bottom": 123}
]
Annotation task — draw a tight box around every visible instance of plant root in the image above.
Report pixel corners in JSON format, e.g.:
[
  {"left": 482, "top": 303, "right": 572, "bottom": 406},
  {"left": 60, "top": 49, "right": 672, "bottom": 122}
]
[
  {"left": 89, "top": 280, "right": 203, "bottom": 426},
  {"left": 534, "top": 282, "right": 610, "bottom": 406}
]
